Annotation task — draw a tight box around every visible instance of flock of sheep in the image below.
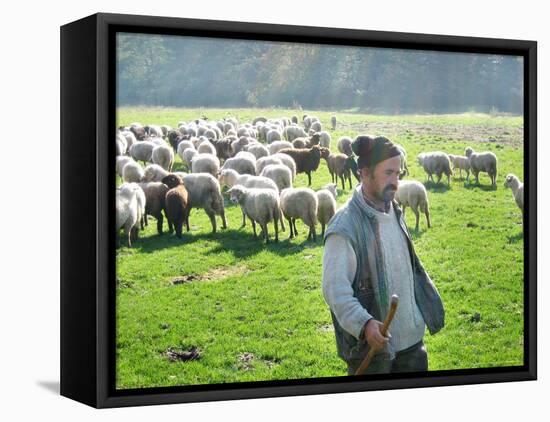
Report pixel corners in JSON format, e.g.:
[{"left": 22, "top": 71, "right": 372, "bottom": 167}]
[{"left": 115, "top": 114, "right": 524, "bottom": 247}]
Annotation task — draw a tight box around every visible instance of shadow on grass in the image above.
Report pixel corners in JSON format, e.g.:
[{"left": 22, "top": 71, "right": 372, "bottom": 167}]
[
  {"left": 507, "top": 231, "right": 524, "bottom": 244},
  {"left": 128, "top": 223, "right": 311, "bottom": 259},
  {"left": 423, "top": 180, "right": 451, "bottom": 193},
  {"left": 463, "top": 182, "right": 497, "bottom": 192}
]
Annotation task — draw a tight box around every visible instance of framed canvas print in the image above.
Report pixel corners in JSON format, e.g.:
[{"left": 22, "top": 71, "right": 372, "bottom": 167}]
[{"left": 60, "top": 12, "right": 537, "bottom": 408}]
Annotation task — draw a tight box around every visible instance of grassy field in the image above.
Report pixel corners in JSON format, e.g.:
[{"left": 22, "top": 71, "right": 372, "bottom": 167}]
[{"left": 115, "top": 107, "right": 524, "bottom": 389}]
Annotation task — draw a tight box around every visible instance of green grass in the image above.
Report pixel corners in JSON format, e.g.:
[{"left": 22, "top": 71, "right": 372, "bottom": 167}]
[{"left": 116, "top": 107, "right": 524, "bottom": 389}]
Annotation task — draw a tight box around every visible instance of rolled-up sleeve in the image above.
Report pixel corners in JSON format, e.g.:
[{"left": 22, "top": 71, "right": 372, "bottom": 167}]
[{"left": 322, "top": 233, "right": 373, "bottom": 340}]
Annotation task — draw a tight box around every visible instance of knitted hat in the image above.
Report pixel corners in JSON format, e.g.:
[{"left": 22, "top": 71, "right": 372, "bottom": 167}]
[{"left": 352, "top": 135, "right": 401, "bottom": 169}]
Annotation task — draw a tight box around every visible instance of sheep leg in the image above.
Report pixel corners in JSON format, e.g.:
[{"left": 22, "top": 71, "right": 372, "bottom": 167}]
[
  {"left": 348, "top": 173, "right": 352, "bottom": 190},
  {"left": 436, "top": 173, "right": 442, "bottom": 184},
  {"left": 175, "top": 221, "right": 183, "bottom": 239},
  {"left": 287, "top": 217, "right": 294, "bottom": 239},
  {"left": 263, "top": 223, "right": 269, "bottom": 243},
  {"left": 208, "top": 211, "right": 217, "bottom": 234},
  {"left": 307, "top": 172, "right": 312, "bottom": 186},
  {"left": 279, "top": 208, "right": 286, "bottom": 231},
  {"left": 157, "top": 213, "right": 164, "bottom": 235},
  {"left": 321, "top": 222, "right": 325, "bottom": 238},
  {"left": 251, "top": 219, "right": 257, "bottom": 238},
  {"left": 167, "top": 216, "right": 174, "bottom": 234},
  {"left": 311, "top": 225, "right": 317, "bottom": 242},
  {"left": 220, "top": 209, "right": 227, "bottom": 229},
  {"left": 413, "top": 208, "right": 420, "bottom": 232},
  {"left": 274, "top": 217, "right": 279, "bottom": 242},
  {"left": 340, "top": 175, "right": 345, "bottom": 191},
  {"left": 240, "top": 210, "right": 246, "bottom": 228},
  {"left": 293, "top": 218, "right": 299, "bottom": 235},
  {"left": 426, "top": 210, "right": 431, "bottom": 228}
]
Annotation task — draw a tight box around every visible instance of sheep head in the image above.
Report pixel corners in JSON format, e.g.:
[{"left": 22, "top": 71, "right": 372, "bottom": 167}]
[
  {"left": 465, "top": 147, "right": 474, "bottom": 158},
  {"left": 161, "top": 174, "right": 183, "bottom": 189},
  {"left": 319, "top": 147, "right": 331, "bottom": 160},
  {"left": 227, "top": 185, "right": 246, "bottom": 204}
]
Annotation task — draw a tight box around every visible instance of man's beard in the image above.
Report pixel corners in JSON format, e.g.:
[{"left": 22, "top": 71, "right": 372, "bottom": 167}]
[{"left": 380, "top": 184, "right": 397, "bottom": 202}]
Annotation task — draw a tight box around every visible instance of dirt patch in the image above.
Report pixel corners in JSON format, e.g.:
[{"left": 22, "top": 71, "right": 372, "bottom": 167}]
[
  {"left": 237, "top": 352, "right": 255, "bottom": 371},
  {"left": 164, "top": 346, "right": 202, "bottom": 362},
  {"left": 117, "top": 278, "right": 134, "bottom": 289},
  {"left": 171, "top": 265, "right": 249, "bottom": 285}
]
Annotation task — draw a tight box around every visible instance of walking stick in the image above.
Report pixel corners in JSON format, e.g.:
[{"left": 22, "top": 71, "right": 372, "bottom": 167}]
[{"left": 354, "top": 295, "right": 399, "bottom": 375}]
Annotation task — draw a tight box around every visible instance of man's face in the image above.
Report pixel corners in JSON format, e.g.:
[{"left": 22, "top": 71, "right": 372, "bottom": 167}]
[{"left": 360, "top": 155, "right": 402, "bottom": 203}]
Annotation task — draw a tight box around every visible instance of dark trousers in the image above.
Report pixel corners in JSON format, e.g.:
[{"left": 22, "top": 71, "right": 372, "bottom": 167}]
[{"left": 347, "top": 341, "right": 428, "bottom": 375}]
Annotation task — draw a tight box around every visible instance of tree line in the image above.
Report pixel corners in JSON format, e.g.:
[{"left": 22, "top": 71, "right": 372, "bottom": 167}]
[{"left": 117, "top": 33, "right": 523, "bottom": 114}]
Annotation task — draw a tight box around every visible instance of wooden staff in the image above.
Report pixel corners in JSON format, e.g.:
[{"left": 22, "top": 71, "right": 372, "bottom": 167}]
[{"left": 354, "top": 295, "right": 399, "bottom": 375}]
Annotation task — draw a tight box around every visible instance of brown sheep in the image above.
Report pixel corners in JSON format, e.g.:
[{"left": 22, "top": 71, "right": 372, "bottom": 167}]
[
  {"left": 139, "top": 182, "right": 169, "bottom": 234},
  {"left": 161, "top": 174, "right": 190, "bottom": 239},
  {"left": 323, "top": 152, "right": 353, "bottom": 190},
  {"left": 278, "top": 145, "right": 330, "bottom": 186}
]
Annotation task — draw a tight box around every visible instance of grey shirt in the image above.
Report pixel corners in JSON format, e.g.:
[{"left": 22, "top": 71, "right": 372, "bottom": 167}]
[{"left": 322, "top": 199, "right": 425, "bottom": 352}]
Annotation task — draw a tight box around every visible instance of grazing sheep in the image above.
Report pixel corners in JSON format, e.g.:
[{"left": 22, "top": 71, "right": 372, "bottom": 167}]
[
  {"left": 309, "top": 121, "right": 322, "bottom": 134},
  {"left": 235, "top": 151, "right": 257, "bottom": 164},
  {"left": 122, "top": 161, "right": 144, "bottom": 183},
  {"left": 191, "top": 153, "right": 220, "bottom": 177},
  {"left": 116, "top": 184, "right": 140, "bottom": 247},
  {"left": 245, "top": 143, "right": 269, "bottom": 160},
  {"left": 130, "top": 126, "right": 146, "bottom": 141},
  {"left": 210, "top": 138, "right": 234, "bottom": 161},
  {"left": 504, "top": 174, "right": 524, "bottom": 213},
  {"left": 197, "top": 140, "right": 217, "bottom": 156},
  {"left": 256, "top": 156, "right": 283, "bottom": 175},
  {"left": 323, "top": 152, "right": 353, "bottom": 190},
  {"left": 465, "top": 147, "right": 498, "bottom": 187},
  {"left": 321, "top": 182, "right": 338, "bottom": 199},
  {"left": 116, "top": 156, "right": 135, "bottom": 178},
  {"left": 283, "top": 125, "right": 308, "bottom": 142},
  {"left": 227, "top": 185, "right": 282, "bottom": 243},
  {"left": 138, "top": 181, "right": 169, "bottom": 234},
  {"left": 266, "top": 129, "right": 283, "bottom": 144},
  {"left": 260, "top": 164, "right": 292, "bottom": 192},
  {"left": 303, "top": 115, "right": 320, "bottom": 132},
  {"left": 142, "top": 164, "right": 169, "bottom": 183},
  {"left": 292, "top": 138, "right": 307, "bottom": 149},
  {"left": 393, "top": 142, "right": 409, "bottom": 177},
  {"left": 221, "top": 155, "right": 256, "bottom": 175},
  {"left": 145, "top": 124, "right": 164, "bottom": 138},
  {"left": 219, "top": 168, "right": 280, "bottom": 228},
  {"left": 129, "top": 141, "right": 155, "bottom": 164},
  {"left": 330, "top": 116, "right": 337, "bottom": 131},
  {"left": 268, "top": 140, "right": 293, "bottom": 155},
  {"left": 177, "top": 140, "right": 195, "bottom": 163},
  {"left": 316, "top": 186, "right": 337, "bottom": 237},
  {"left": 278, "top": 145, "right": 330, "bottom": 186},
  {"left": 116, "top": 133, "right": 127, "bottom": 156},
  {"left": 252, "top": 116, "right": 268, "bottom": 125},
  {"left": 417, "top": 151, "right": 452, "bottom": 186},
  {"left": 337, "top": 136, "right": 354, "bottom": 157},
  {"left": 152, "top": 144, "right": 174, "bottom": 171},
  {"left": 173, "top": 172, "right": 227, "bottom": 233},
  {"left": 203, "top": 128, "right": 217, "bottom": 141},
  {"left": 394, "top": 180, "right": 431, "bottom": 231},
  {"left": 182, "top": 148, "right": 199, "bottom": 171},
  {"left": 448, "top": 154, "right": 471, "bottom": 180},
  {"left": 291, "top": 115, "right": 299, "bottom": 124},
  {"left": 121, "top": 131, "right": 137, "bottom": 151},
  {"left": 318, "top": 131, "right": 332, "bottom": 148},
  {"left": 161, "top": 174, "right": 189, "bottom": 239},
  {"left": 280, "top": 188, "right": 318, "bottom": 241},
  {"left": 271, "top": 153, "right": 297, "bottom": 181},
  {"left": 231, "top": 137, "right": 250, "bottom": 156}
]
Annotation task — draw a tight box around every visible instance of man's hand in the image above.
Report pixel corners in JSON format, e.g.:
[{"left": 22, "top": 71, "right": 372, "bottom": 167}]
[{"left": 363, "top": 319, "right": 391, "bottom": 350}]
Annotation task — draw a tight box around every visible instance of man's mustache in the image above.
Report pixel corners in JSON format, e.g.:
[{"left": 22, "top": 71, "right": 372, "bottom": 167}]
[{"left": 384, "top": 184, "right": 398, "bottom": 192}]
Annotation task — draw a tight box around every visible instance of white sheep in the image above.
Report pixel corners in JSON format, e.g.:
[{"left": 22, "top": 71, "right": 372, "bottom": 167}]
[
  {"left": 191, "top": 153, "right": 220, "bottom": 177},
  {"left": 183, "top": 148, "right": 199, "bottom": 171},
  {"left": 268, "top": 140, "right": 293, "bottom": 155},
  {"left": 121, "top": 131, "right": 137, "bottom": 151},
  {"left": 394, "top": 180, "right": 431, "bottom": 231},
  {"left": 337, "top": 136, "right": 353, "bottom": 157},
  {"left": 116, "top": 133, "right": 127, "bottom": 156},
  {"left": 417, "top": 151, "right": 452, "bottom": 186},
  {"left": 321, "top": 183, "right": 338, "bottom": 199},
  {"left": 448, "top": 154, "right": 471, "bottom": 180},
  {"left": 173, "top": 172, "right": 227, "bottom": 233},
  {"left": 245, "top": 143, "right": 269, "bottom": 160},
  {"left": 122, "top": 161, "right": 144, "bottom": 183},
  {"left": 504, "top": 174, "right": 524, "bottom": 213},
  {"left": 272, "top": 153, "right": 297, "bottom": 181},
  {"left": 197, "top": 140, "right": 217, "bottom": 156},
  {"left": 129, "top": 141, "right": 156, "bottom": 164},
  {"left": 316, "top": 186, "right": 337, "bottom": 237},
  {"left": 465, "top": 147, "right": 498, "bottom": 188},
  {"left": 260, "top": 164, "right": 292, "bottom": 192},
  {"left": 283, "top": 125, "right": 308, "bottom": 142},
  {"left": 116, "top": 183, "right": 145, "bottom": 247},
  {"left": 227, "top": 185, "right": 282, "bottom": 243},
  {"left": 280, "top": 187, "right": 318, "bottom": 241},
  {"left": 266, "top": 129, "right": 283, "bottom": 144},
  {"left": 221, "top": 155, "right": 256, "bottom": 175},
  {"left": 116, "top": 156, "right": 135, "bottom": 178},
  {"left": 152, "top": 143, "right": 174, "bottom": 171},
  {"left": 318, "top": 131, "right": 332, "bottom": 148},
  {"left": 141, "top": 164, "right": 169, "bottom": 182},
  {"left": 255, "top": 156, "right": 283, "bottom": 175}
]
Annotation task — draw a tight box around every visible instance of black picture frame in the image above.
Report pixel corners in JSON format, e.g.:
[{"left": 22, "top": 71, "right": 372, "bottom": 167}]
[{"left": 60, "top": 12, "right": 537, "bottom": 408}]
